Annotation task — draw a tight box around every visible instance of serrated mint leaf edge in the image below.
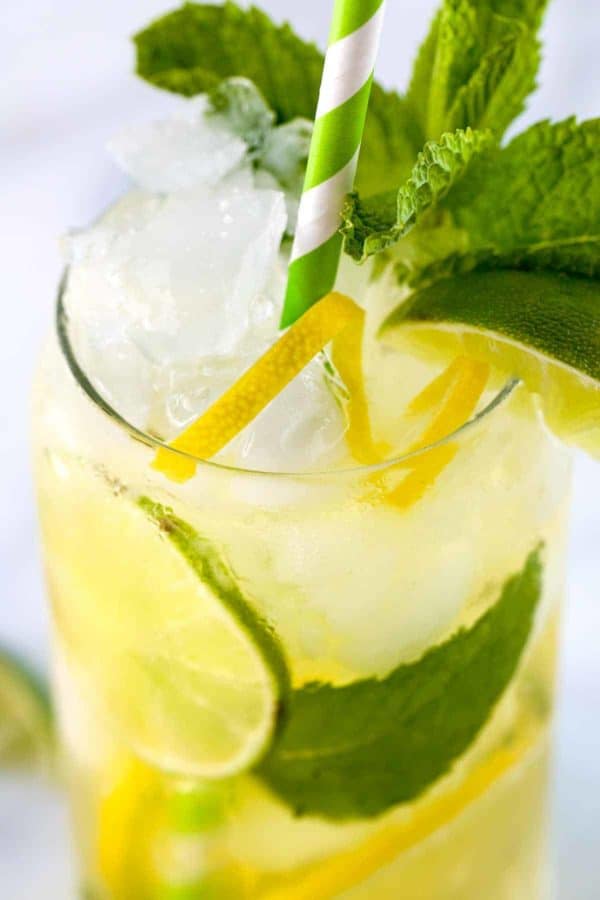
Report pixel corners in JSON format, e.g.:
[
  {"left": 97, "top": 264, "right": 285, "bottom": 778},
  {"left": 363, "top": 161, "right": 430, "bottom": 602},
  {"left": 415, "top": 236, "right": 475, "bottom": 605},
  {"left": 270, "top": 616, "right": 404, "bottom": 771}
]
[
  {"left": 406, "top": 0, "right": 547, "bottom": 144},
  {"left": 341, "top": 128, "right": 492, "bottom": 262}
]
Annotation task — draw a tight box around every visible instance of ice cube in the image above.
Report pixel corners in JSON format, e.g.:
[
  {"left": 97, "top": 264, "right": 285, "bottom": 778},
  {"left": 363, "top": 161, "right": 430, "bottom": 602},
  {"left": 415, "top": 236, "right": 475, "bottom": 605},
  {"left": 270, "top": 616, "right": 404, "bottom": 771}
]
[
  {"left": 121, "top": 182, "right": 288, "bottom": 364},
  {"left": 108, "top": 98, "right": 248, "bottom": 193},
  {"left": 64, "top": 174, "right": 293, "bottom": 439},
  {"left": 63, "top": 99, "right": 352, "bottom": 471},
  {"left": 209, "top": 77, "right": 275, "bottom": 151},
  {"left": 261, "top": 119, "right": 312, "bottom": 195},
  {"left": 254, "top": 119, "right": 312, "bottom": 234},
  {"left": 220, "top": 354, "right": 348, "bottom": 472}
]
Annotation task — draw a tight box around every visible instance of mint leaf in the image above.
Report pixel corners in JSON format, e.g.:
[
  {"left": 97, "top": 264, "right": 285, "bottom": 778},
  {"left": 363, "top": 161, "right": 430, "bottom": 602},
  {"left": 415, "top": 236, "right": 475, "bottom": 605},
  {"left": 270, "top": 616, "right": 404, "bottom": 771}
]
[
  {"left": 256, "top": 549, "right": 542, "bottom": 820},
  {"left": 446, "top": 118, "right": 600, "bottom": 277},
  {"left": 341, "top": 128, "right": 491, "bottom": 262},
  {"left": 356, "top": 118, "right": 600, "bottom": 284},
  {"left": 355, "top": 89, "right": 422, "bottom": 195},
  {"left": 478, "top": 0, "right": 549, "bottom": 27},
  {"left": 134, "top": 3, "right": 419, "bottom": 196},
  {"left": 406, "top": 0, "right": 546, "bottom": 145},
  {"left": 135, "top": 3, "right": 323, "bottom": 121}
]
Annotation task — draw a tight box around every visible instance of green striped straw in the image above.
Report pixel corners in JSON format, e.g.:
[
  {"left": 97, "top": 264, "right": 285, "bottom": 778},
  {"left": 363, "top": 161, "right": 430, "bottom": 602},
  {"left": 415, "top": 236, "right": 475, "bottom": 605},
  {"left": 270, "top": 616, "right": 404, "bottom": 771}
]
[{"left": 280, "top": 0, "right": 387, "bottom": 328}]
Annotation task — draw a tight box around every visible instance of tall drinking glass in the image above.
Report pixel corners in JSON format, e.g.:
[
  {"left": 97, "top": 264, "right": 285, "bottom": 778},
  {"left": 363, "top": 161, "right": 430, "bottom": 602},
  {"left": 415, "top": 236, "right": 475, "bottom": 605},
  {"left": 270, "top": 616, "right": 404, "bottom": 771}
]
[{"left": 33, "top": 281, "right": 572, "bottom": 899}]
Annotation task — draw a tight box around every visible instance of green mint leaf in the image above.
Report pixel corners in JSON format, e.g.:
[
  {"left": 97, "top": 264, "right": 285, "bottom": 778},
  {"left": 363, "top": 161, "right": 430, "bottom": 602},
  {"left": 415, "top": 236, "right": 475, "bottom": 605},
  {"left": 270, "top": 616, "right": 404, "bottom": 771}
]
[
  {"left": 445, "top": 118, "right": 600, "bottom": 277},
  {"left": 134, "top": 3, "right": 419, "bottom": 196},
  {"left": 386, "top": 117, "right": 600, "bottom": 291},
  {"left": 479, "top": 0, "right": 549, "bottom": 28},
  {"left": 406, "top": 0, "right": 546, "bottom": 145},
  {"left": 355, "top": 88, "right": 422, "bottom": 195},
  {"left": 341, "top": 128, "right": 491, "bottom": 262},
  {"left": 256, "top": 549, "right": 543, "bottom": 820},
  {"left": 134, "top": 3, "right": 323, "bottom": 121}
]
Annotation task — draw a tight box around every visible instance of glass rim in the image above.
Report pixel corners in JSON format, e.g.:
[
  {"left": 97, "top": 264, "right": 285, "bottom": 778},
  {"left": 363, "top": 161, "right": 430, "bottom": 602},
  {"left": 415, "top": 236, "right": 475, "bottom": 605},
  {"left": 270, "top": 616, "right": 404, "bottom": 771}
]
[{"left": 56, "top": 269, "right": 519, "bottom": 479}]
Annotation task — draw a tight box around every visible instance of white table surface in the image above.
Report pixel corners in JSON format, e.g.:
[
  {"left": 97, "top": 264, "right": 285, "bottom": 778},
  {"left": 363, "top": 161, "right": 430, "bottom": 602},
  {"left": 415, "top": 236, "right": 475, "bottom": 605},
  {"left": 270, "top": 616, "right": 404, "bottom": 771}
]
[{"left": 1, "top": 1, "right": 599, "bottom": 896}]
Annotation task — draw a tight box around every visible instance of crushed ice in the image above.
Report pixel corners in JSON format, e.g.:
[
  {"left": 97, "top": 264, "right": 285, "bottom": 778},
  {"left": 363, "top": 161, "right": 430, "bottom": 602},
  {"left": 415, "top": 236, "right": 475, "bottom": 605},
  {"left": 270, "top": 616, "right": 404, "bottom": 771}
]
[{"left": 63, "top": 90, "right": 348, "bottom": 471}]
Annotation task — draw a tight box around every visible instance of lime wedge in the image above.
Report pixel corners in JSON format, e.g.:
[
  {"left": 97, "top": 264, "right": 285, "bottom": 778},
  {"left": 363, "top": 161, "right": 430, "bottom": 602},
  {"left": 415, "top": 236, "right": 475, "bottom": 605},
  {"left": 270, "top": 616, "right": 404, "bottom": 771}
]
[
  {"left": 46, "top": 468, "right": 289, "bottom": 778},
  {"left": 381, "top": 269, "right": 600, "bottom": 456},
  {"left": 0, "top": 646, "right": 53, "bottom": 771},
  {"left": 136, "top": 497, "right": 290, "bottom": 776}
]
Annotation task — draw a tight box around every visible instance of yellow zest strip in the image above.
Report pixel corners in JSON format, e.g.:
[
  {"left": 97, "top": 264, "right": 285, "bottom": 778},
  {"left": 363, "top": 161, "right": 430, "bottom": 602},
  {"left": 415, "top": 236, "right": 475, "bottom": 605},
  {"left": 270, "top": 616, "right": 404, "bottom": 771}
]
[
  {"left": 406, "top": 355, "right": 477, "bottom": 415},
  {"left": 153, "top": 292, "right": 363, "bottom": 482},
  {"left": 385, "top": 357, "right": 490, "bottom": 510},
  {"left": 331, "top": 312, "right": 389, "bottom": 465},
  {"left": 260, "top": 736, "right": 533, "bottom": 900},
  {"left": 98, "top": 758, "right": 158, "bottom": 896}
]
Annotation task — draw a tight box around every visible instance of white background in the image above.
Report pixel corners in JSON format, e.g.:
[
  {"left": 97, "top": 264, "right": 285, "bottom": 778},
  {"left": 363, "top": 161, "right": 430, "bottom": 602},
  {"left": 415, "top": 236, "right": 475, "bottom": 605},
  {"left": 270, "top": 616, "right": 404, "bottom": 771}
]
[{"left": 1, "top": 1, "right": 599, "bottom": 896}]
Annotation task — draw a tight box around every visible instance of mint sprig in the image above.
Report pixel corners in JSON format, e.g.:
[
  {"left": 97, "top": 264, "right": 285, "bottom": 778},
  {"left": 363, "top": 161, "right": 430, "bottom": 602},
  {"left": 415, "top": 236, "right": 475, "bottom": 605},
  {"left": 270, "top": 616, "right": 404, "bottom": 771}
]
[
  {"left": 256, "top": 549, "right": 542, "bottom": 820},
  {"left": 371, "top": 118, "right": 600, "bottom": 295},
  {"left": 135, "top": 2, "right": 323, "bottom": 121},
  {"left": 134, "top": 3, "right": 419, "bottom": 196},
  {"left": 339, "top": 4, "right": 600, "bottom": 298},
  {"left": 133, "top": 2, "right": 588, "bottom": 285},
  {"left": 406, "top": 0, "right": 547, "bottom": 145},
  {"left": 446, "top": 118, "right": 600, "bottom": 277},
  {"left": 341, "top": 128, "right": 492, "bottom": 262}
]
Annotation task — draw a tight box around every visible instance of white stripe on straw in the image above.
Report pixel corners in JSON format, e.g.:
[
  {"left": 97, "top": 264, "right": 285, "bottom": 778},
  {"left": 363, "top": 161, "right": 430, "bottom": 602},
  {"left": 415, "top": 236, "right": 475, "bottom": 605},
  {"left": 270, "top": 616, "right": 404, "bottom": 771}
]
[
  {"left": 280, "top": 0, "right": 387, "bottom": 327},
  {"left": 291, "top": 151, "right": 361, "bottom": 261},
  {"left": 316, "top": 5, "right": 387, "bottom": 118}
]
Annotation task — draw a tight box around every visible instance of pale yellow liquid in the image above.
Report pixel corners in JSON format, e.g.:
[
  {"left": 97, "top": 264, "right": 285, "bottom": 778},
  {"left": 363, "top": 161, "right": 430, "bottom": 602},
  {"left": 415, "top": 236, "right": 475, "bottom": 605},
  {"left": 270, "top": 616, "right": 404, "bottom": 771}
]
[
  {"left": 34, "top": 333, "right": 571, "bottom": 899},
  {"left": 54, "top": 608, "right": 557, "bottom": 900}
]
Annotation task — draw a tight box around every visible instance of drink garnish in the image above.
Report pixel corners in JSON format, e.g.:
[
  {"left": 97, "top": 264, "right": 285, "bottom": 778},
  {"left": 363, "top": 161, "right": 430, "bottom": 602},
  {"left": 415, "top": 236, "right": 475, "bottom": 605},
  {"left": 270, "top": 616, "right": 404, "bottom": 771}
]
[
  {"left": 381, "top": 269, "right": 600, "bottom": 457},
  {"left": 136, "top": 3, "right": 600, "bottom": 458},
  {"left": 0, "top": 646, "right": 53, "bottom": 773},
  {"left": 153, "top": 292, "right": 362, "bottom": 480},
  {"left": 383, "top": 356, "right": 490, "bottom": 509},
  {"left": 256, "top": 549, "right": 542, "bottom": 819}
]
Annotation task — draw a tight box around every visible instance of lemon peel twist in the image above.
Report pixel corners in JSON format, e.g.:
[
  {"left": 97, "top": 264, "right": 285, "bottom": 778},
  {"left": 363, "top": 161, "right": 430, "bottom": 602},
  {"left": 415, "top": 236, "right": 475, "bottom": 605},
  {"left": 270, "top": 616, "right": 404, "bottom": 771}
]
[{"left": 153, "top": 292, "right": 363, "bottom": 481}]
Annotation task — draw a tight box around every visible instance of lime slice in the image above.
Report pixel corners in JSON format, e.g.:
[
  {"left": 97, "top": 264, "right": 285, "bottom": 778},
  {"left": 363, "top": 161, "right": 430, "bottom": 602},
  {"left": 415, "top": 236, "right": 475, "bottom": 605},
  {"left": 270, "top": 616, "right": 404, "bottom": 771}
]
[
  {"left": 381, "top": 269, "right": 600, "bottom": 456},
  {"left": 0, "top": 646, "right": 53, "bottom": 771},
  {"left": 46, "top": 469, "right": 289, "bottom": 778}
]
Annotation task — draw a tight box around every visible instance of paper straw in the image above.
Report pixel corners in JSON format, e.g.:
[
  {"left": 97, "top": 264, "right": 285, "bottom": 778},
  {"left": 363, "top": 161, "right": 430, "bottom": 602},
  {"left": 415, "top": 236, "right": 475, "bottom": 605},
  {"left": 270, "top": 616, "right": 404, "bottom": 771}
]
[{"left": 280, "top": 0, "right": 387, "bottom": 328}]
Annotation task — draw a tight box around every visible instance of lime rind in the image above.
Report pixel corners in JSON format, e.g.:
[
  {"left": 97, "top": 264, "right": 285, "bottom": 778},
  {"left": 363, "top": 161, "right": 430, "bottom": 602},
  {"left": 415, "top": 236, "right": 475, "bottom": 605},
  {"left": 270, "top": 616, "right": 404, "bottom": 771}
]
[
  {"left": 43, "top": 454, "right": 290, "bottom": 779},
  {"left": 0, "top": 645, "right": 53, "bottom": 771},
  {"left": 138, "top": 497, "right": 290, "bottom": 775},
  {"left": 139, "top": 498, "right": 290, "bottom": 695},
  {"left": 381, "top": 269, "right": 600, "bottom": 456}
]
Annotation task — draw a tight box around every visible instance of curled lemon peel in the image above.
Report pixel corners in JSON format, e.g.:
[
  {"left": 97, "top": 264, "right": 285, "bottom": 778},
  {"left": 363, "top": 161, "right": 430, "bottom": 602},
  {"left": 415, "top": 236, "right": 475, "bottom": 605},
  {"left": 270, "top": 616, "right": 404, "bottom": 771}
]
[
  {"left": 259, "top": 733, "right": 533, "bottom": 900},
  {"left": 372, "top": 356, "right": 490, "bottom": 510},
  {"left": 153, "top": 292, "right": 363, "bottom": 481},
  {"left": 332, "top": 313, "right": 390, "bottom": 465},
  {"left": 98, "top": 758, "right": 159, "bottom": 897}
]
